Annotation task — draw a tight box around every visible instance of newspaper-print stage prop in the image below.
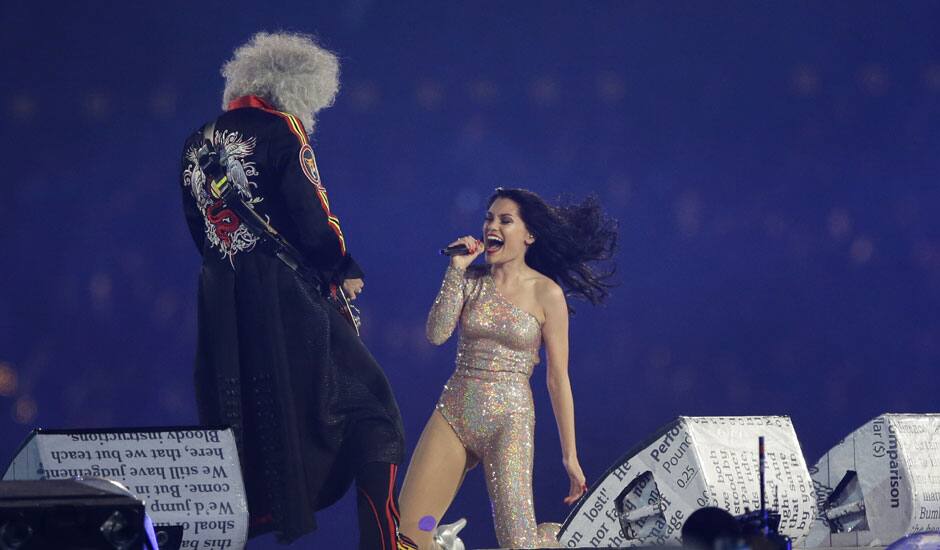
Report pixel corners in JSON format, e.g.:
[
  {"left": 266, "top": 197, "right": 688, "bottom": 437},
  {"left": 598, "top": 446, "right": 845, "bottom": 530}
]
[
  {"left": 808, "top": 413, "right": 940, "bottom": 548},
  {"left": 558, "top": 415, "right": 816, "bottom": 548},
  {"left": 3, "top": 427, "right": 247, "bottom": 550}
]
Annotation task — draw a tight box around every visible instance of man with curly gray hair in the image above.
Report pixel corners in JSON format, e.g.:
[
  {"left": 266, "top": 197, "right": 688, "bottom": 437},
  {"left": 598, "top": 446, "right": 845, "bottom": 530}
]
[
  {"left": 179, "top": 32, "right": 409, "bottom": 549},
  {"left": 221, "top": 31, "right": 339, "bottom": 135}
]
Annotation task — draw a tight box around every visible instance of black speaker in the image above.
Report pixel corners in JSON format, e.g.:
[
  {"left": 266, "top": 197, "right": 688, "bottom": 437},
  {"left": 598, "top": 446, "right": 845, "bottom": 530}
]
[{"left": 0, "top": 479, "right": 147, "bottom": 550}]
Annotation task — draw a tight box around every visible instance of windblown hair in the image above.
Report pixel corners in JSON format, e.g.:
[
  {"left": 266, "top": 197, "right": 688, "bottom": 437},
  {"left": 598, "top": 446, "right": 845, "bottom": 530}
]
[
  {"left": 489, "top": 188, "right": 618, "bottom": 308},
  {"left": 221, "top": 31, "right": 340, "bottom": 134}
]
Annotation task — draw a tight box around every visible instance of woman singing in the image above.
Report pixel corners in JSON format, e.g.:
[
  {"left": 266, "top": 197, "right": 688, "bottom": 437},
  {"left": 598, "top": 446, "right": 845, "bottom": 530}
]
[{"left": 399, "top": 188, "right": 618, "bottom": 549}]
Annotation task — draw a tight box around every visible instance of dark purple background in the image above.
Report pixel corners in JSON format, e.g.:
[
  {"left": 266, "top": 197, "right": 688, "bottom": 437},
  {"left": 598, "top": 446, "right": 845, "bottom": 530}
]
[{"left": 1, "top": 2, "right": 939, "bottom": 548}]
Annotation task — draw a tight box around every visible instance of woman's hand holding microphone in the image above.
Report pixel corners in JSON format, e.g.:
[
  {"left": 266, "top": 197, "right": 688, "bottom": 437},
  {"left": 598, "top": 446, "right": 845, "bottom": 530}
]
[{"left": 448, "top": 236, "right": 483, "bottom": 270}]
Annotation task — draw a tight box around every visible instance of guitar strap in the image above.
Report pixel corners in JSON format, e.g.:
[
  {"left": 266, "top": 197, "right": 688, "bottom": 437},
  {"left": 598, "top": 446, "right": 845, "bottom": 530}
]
[
  {"left": 199, "top": 123, "right": 315, "bottom": 283},
  {"left": 197, "top": 120, "right": 361, "bottom": 334}
]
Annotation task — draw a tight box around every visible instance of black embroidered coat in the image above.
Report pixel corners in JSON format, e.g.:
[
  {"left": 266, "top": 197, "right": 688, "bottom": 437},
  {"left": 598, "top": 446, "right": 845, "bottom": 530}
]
[{"left": 179, "top": 96, "right": 404, "bottom": 543}]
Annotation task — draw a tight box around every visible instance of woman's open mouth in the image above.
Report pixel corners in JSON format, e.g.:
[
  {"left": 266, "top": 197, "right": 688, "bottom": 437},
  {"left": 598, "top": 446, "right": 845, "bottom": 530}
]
[{"left": 485, "top": 236, "right": 504, "bottom": 253}]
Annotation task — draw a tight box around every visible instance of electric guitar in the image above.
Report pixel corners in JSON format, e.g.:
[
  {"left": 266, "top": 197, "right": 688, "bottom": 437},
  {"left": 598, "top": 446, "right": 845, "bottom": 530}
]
[{"left": 329, "top": 282, "right": 361, "bottom": 334}]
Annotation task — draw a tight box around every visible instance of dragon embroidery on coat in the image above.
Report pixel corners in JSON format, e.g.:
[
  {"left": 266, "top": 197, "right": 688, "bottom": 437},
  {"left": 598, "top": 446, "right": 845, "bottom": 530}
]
[{"left": 183, "top": 130, "right": 261, "bottom": 265}]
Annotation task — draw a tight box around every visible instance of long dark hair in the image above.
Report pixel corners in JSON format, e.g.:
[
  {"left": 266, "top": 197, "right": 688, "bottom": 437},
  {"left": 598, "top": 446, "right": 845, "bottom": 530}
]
[{"left": 488, "top": 187, "right": 618, "bottom": 308}]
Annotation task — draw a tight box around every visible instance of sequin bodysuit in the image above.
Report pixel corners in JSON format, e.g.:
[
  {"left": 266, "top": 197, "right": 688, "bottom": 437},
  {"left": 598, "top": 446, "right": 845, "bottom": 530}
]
[{"left": 427, "top": 264, "right": 548, "bottom": 548}]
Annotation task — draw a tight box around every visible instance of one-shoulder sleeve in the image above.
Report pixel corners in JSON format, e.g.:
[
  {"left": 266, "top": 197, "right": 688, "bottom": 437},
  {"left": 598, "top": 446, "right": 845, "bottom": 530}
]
[{"left": 426, "top": 265, "right": 468, "bottom": 345}]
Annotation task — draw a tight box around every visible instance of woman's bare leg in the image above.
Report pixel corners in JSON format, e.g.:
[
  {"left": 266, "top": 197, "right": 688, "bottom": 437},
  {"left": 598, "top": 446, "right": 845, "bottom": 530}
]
[{"left": 399, "top": 410, "right": 472, "bottom": 549}]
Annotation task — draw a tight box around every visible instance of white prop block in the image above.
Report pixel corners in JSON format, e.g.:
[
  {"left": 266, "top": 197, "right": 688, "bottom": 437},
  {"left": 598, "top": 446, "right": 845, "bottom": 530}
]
[
  {"left": 3, "top": 427, "right": 248, "bottom": 550},
  {"left": 558, "top": 416, "right": 816, "bottom": 548},
  {"left": 807, "top": 413, "right": 940, "bottom": 548}
]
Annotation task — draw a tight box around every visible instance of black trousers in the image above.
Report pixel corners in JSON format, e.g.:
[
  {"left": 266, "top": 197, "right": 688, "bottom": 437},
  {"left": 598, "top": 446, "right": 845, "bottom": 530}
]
[{"left": 355, "top": 462, "right": 401, "bottom": 550}]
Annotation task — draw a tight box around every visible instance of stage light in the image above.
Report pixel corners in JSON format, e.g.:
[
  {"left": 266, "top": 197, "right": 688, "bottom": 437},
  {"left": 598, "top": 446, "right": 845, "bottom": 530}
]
[
  {"left": 791, "top": 65, "right": 820, "bottom": 97},
  {"left": 605, "top": 175, "right": 632, "bottom": 208},
  {"left": 468, "top": 79, "right": 498, "bottom": 104},
  {"left": 12, "top": 396, "right": 36, "bottom": 425},
  {"left": 0, "top": 363, "right": 17, "bottom": 396},
  {"left": 415, "top": 80, "right": 444, "bottom": 110},
  {"left": 597, "top": 72, "right": 626, "bottom": 103},
  {"left": 99, "top": 509, "right": 141, "bottom": 550},
  {"left": 675, "top": 190, "right": 702, "bottom": 237},
  {"left": 887, "top": 531, "right": 940, "bottom": 549},
  {"left": 0, "top": 514, "right": 34, "bottom": 549},
  {"left": 83, "top": 92, "right": 112, "bottom": 120},
  {"left": 850, "top": 237, "right": 874, "bottom": 264},
  {"left": 681, "top": 506, "right": 740, "bottom": 549},
  {"left": 7, "top": 96, "right": 37, "bottom": 121},
  {"left": 858, "top": 65, "right": 889, "bottom": 96},
  {"left": 349, "top": 81, "right": 380, "bottom": 112},
  {"left": 924, "top": 65, "right": 940, "bottom": 92},
  {"left": 0, "top": 480, "right": 146, "bottom": 550},
  {"left": 149, "top": 90, "right": 177, "bottom": 117},
  {"left": 89, "top": 272, "right": 113, "bottom": 307},
  {"left": 4, "top": 428, "right": 248, "bottom": 549},
  {"left": 827, "top": 208, "right": 852, "bottom": 240},
  {"left": 529, "top": 77, "right": 559, "bottom": 106}
]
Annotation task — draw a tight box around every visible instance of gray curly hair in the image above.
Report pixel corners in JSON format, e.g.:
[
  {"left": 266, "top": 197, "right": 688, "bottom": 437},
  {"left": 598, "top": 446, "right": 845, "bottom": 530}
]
[{"left": 221, "top": 31, "right": 340, "bottom": 134}]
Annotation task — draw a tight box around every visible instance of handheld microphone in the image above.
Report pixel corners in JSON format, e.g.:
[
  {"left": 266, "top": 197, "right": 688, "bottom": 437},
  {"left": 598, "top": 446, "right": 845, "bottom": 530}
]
[{"left": 440, "top": 244, "right": 470, "bottom": 256}]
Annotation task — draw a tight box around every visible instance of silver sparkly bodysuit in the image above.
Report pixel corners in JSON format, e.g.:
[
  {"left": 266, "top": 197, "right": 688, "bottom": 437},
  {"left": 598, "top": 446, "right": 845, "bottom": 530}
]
[{"left": 427, "top": 265, "right": 547, "bottom": 548}]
